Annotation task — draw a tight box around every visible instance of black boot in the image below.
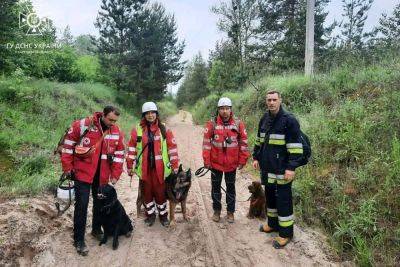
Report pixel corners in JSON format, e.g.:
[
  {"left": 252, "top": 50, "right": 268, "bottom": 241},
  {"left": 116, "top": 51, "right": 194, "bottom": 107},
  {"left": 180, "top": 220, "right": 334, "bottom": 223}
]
[
  {"left": 144, "top": 215, "right": 156, "bottom": 227},
  {"left": 74, "top": 240, "right": 89, "bottom": 256},
  {"left": 91, "top": 228, "right": 103, "bottom": 241},
  {"left": 160, "top": 216, "right": 170, "bottom": 227}
]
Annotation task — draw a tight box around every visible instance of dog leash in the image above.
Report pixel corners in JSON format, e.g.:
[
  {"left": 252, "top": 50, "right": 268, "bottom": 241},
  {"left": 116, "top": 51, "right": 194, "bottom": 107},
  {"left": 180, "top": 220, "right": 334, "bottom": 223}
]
[
  {"left": 195, "top": 166, "right": 216, "bottom": 177},
  {"left": 128, "top": 141, "right": 150, "bottom": 187},
  {"left": 195, "top": 166, "right": 250, "bottom": 203},
  {"left": 195, "top": 166, "right": 228, "bottom": 196}
]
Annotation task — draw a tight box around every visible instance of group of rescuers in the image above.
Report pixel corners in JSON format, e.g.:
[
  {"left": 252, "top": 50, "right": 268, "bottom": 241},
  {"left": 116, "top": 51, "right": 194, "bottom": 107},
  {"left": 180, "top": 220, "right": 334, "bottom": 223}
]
[{"left": 60, "top": 90, "right": 305, "bottom": 255}]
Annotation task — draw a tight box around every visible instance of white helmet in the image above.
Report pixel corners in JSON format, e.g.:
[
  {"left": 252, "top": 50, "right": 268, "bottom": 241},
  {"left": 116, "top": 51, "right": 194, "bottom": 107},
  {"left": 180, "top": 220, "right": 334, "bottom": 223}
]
[
  {"left": 142, "top": 102, "right": 158, "bottom": 113},
  {"left": 217, "top": 97, "right": 232, "bottom": 107}
]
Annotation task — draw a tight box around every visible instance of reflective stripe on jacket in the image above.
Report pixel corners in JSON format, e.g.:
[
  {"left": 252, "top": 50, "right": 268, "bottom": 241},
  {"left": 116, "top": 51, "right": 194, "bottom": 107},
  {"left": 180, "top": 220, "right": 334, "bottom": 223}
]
[
  {"left": 61, "top": 112, "right": 125, "bottom": 185},
  {"left": 126, "top": 118, "right": 179, "bottom": 184},
  {"left": 202, "top": 114, "right": 249, "bottom": 172}
]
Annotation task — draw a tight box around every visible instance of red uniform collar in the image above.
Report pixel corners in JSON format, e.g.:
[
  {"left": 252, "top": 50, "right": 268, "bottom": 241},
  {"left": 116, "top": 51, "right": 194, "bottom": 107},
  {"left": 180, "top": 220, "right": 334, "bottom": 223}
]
[
  {"left": 93, "top": 112, "right": 117, "bottom": 133},
  {"left": 140, "top": 117, "right": 159, "bottom": 132}
]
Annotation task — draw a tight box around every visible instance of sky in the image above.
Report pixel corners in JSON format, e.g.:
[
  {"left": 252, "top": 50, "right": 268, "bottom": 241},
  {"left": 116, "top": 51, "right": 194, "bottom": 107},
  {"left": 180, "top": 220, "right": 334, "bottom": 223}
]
[{"left": 30, "top": 0, "right": 399, "bottom": 92}]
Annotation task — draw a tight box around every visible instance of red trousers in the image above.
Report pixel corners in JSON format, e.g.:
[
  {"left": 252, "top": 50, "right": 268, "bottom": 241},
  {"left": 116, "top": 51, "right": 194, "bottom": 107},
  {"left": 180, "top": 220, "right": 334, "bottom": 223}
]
[{"left": 143, "top": 168, "right": 168, "bottom": 218}]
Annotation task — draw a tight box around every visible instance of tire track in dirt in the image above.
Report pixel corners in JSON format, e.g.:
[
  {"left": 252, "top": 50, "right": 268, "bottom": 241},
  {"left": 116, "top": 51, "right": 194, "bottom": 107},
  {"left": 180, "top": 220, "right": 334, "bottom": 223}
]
[
  {"left": 168, "top": 110, "right": 341, "bottom": 267},
  {"left": 176, "top": 114, "right": 225, "bottom": 266},
  {"left": 0, "top": 110, "right": 342, "bottom": 267},
  {"left": 168, "top": 111, "right": 258, "bottom": 266}
]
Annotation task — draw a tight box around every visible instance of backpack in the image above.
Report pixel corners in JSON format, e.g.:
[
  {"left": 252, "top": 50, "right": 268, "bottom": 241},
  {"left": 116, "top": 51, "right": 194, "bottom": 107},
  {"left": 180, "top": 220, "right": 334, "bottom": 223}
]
[
  {"left": 261, "top": 111, "right": 311, "bottom": 167},
  {"left": 54, "top": 117, "right": 94, "bottom": 156},
  {"left": 298, "top": 130, "right": 311, "bottom": 166},
  {"left": 281, "top": 113, "right": 312, "bottom": 167}
]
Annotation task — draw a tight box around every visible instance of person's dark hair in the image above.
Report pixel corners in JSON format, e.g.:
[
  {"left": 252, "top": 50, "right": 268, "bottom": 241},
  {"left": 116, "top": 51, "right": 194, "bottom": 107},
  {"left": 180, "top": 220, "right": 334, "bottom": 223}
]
[
  {"left": 158, "top": 118, "right": 167, "bottom": 139},
  {"left": 143, "top": 111, "right": 166, "bottom": 138},
  {"left": 103, "top": 106, "right": 120, "bottom": 116},
  {"left": 266, "top": 90, "right": 281, "bottom": 98}
]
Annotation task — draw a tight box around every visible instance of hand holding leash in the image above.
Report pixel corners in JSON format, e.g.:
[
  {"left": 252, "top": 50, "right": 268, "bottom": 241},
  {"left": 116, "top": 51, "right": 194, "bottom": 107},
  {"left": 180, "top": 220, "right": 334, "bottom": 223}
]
[
  {"left": 127, "top": 169, "right": 137, "bottom": 188},
  {"left": 128, "top": 168, "right": 135, "bottom": 177},
  {"left": 195, "top": 166, "right": 216, "bottom": 177}
]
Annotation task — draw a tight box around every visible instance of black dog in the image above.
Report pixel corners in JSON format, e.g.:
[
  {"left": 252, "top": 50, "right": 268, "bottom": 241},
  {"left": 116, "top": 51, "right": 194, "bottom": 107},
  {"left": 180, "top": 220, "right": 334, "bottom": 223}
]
[
  {"left": 97, "top": 184, "right": 134, "bottom": 250},
  {"left": 165, "top": 164, "right": 192, "bottom": 226}
]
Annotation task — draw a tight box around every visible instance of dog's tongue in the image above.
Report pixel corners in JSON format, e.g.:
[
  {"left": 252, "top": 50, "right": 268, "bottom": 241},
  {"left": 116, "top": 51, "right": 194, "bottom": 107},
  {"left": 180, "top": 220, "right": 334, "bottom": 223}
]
[{"left": 176, "top": 192, "right": 182, "bottom": 200}]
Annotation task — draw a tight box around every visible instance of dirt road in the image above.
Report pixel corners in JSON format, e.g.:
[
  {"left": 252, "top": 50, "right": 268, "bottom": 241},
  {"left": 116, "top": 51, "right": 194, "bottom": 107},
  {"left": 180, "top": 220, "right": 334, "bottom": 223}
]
[{"left": 0, "top": 111, "right": 340, "bottom": 266}]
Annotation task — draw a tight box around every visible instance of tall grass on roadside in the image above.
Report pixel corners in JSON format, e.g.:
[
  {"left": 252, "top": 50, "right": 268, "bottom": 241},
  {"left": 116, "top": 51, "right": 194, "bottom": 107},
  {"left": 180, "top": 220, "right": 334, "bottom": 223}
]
[
  {"left": 157, "top": 100, "right": 179, "bottom": 120},
  {"left": 190, "top": 57, "right": 400, "bottom": 265},
  {"left": 0, "top": 75, "right": 136, "bottom": 196}
]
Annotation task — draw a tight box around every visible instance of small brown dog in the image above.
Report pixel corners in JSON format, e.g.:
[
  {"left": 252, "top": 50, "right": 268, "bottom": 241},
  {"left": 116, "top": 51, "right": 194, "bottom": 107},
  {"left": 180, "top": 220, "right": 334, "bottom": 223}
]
[{"left": 247, "top": 181, "right": 266, "bottom": 219}]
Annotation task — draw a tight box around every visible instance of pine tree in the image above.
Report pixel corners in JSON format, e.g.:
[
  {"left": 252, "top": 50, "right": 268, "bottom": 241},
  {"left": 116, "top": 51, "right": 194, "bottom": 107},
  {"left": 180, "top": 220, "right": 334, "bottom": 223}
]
[
  {"left": 60, "top": 25, "right": 74, "bottom": 46},
  {"left": 256, "top": 0, "right": 332, "bottom": 71},
  {"left": 74, "top": 34, "right": 97, "bottom": 55},
  {"left": 176, "top": 53, "right": 208, "bottom": 106},
  {"left": 124, "top": 3, "right": 185, "bottom": 100},
  {"left": 0, "top": 0, "right": 18, "bottom": 73},
  {"left": 376, "top": 3, "right": 400, "bottom": 46},
  {"left": 211, "top": 0, "right": 259, "bottom": 68},
  {"left": 95, "top": 1, "right": 184, "bottom": 100},
  {"left": 340, "top": 0, "right": 374, "bottom": 49},
  {"left": 95, "top": 0, "right": 147, "bottom": 89},
  {"left": 208, "top": 40, "right": 247, "bottom": 91}
]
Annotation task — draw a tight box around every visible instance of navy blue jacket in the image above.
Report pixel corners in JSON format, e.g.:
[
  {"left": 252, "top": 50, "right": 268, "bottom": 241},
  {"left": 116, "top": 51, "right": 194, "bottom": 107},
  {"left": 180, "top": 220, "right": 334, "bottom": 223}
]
[{"left": 253, "top": 107, "right": 304, "bottom": 180}]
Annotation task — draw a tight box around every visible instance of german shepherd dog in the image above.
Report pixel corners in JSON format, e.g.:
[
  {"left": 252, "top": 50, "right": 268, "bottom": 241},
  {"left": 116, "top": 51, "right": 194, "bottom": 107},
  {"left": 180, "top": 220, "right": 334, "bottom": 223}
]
[
  {"left": 97, "top": 184, "right": 134, "bottom": 250},
  {"left": 247, "top": 181, "right": 266, "bottom": 219},
  {"left": 165, "top": 164, "right": 192, "bottom": 226}
]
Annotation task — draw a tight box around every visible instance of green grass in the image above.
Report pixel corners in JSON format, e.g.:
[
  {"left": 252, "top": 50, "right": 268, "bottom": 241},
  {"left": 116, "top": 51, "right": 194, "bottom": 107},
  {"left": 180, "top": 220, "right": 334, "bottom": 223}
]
[
  {"left": 157, "top": 99, "right": 179, "bottom": 121},
  {"left": 190, "top": 57, "right": 400, "bottom": 265},
  {"left": 0, "top": 75, "right": 139, "bottom": 196}
]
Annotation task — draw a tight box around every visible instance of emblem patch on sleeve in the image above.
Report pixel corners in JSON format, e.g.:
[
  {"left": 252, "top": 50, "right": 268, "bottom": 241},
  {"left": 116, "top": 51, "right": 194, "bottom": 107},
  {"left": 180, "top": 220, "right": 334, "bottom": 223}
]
[{"left": 82, "top": 137, "right": 91, "bottom": 145}]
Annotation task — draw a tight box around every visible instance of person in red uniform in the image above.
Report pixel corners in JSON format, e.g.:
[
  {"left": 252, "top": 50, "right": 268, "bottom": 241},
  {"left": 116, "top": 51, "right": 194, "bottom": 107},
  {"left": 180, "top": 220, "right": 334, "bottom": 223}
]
[
  {"left": 202, "top": 97, "right": 250, "bottom": 223},
  {"left": 127, "top": 102, "right": 179, "bottom": 227},
  {"left": 61, "top": 106, "right": 125, "bottom": 256}
]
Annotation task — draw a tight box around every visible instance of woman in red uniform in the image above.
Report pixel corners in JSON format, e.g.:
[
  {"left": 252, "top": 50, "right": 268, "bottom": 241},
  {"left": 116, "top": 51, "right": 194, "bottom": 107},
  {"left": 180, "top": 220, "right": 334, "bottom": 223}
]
[{"left": 127, "top": 102, "right": 179, "bottom": 227}]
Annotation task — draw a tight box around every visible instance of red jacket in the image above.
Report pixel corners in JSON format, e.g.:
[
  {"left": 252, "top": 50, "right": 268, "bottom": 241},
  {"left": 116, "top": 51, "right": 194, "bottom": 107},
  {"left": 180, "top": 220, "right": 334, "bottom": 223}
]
[
  {"left": 202, "top": 114, "right": 250, "bottom": 172},
  {"left": 61, "top": 112, "right": 125, "bottom": 185},
  {"left": 126, "top": 118, "right": 179, "bottom": 184}
]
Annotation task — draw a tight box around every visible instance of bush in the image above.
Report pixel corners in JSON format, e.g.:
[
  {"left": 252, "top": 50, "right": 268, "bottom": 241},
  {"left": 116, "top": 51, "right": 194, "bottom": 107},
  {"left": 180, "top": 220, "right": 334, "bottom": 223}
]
[
  {"left": 190, "top": 57, "right": 400, "bottom": 265},
  {"left": 115, "top": 91, "right": 138, "bottom": 113},
  {"left": 190, "top": 94, "right": 220, "bottom": 124},
  {"left": 21, "top": 155, "right": 48, "bottom": 176},
  {"left": 157, "top": 100, "right": 178, "bottom": 120},
  {"left": 0, "top": 76, "right": 136, "bottom": 195},
  {"left": 49, "top": 47, "right": 85, "bottom": 82},
  {"left": 75, "top": 55, "right": 100, "bottom": 82}
]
